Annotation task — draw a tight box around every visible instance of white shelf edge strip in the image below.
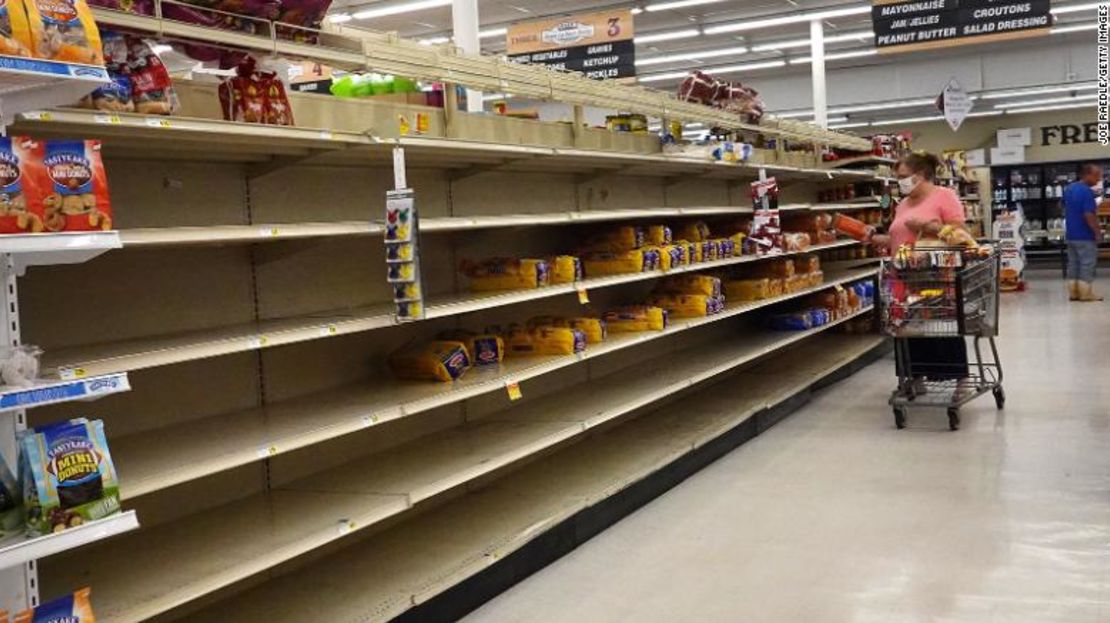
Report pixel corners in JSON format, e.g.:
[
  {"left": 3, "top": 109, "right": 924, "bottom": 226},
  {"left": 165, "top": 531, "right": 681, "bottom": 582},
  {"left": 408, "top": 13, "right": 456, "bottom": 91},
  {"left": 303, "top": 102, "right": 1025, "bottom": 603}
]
[
  {"left": 49, "top": 241, "right": 864, "bottom": 378},
  {"left": 0, "top": 510, "right": 138, "bottom": 569},
  {"left": 120, "top": 267, "right": 877, "bottom": 500},
  {"left": 0, "top": 373, "right": 130, "bottom": 413}
]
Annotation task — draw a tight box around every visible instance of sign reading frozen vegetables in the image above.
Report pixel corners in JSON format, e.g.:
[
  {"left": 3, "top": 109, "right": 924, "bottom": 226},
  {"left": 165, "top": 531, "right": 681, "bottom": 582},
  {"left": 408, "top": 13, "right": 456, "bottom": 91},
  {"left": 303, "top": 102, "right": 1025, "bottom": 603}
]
[
  {"left": 507, "top": 9, "right": 635, "bottom": 80},
  {"left": 872, "top": 0, "right": 1051, "bottom": 53}
]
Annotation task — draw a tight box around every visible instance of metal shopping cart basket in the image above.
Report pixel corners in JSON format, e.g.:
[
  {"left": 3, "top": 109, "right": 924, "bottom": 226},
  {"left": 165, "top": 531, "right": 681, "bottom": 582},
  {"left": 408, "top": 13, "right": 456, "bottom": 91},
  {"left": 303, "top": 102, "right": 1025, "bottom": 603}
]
[{"left": 879, "top": 245, "right": 1004, "bottom": 430}]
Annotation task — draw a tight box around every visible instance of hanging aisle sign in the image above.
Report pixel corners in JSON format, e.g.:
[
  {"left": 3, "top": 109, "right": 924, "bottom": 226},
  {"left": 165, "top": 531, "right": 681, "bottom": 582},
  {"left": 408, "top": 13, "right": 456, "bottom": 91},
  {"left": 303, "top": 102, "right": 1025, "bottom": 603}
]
[
  {"left": 872, "top": 0, "right": 1052, "bottom": 54},
  {"left": 507, "top": 9, "right": 635, "bottom": 80},
  {"left": 939, "top": 77, "right": 973, "bottom": 131}
]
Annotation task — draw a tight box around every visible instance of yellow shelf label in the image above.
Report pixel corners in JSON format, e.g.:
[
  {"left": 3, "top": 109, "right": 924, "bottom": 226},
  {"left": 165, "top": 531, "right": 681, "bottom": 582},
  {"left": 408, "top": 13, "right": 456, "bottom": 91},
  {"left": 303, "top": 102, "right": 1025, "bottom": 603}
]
[
  {"left": 506, "top": 381, "right": 522, "bottom": 401},
  {"left": 577, "top": 286, "right": 589, "bottom": 304}
]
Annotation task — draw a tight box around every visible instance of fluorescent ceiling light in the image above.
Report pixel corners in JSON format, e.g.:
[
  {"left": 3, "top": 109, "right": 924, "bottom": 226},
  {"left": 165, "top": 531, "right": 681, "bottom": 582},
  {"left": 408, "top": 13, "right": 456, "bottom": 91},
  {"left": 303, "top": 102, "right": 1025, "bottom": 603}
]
[
  {"left": 418, "top": 35, "right": 450, "bottom": 45},
  {"left": 979, "top": 83, "right": 1097, "bottom": 99},
  {"left": 480, "top": 27, "right": 507, "bottom": 39},
  {"left": 994, "top": 94, "right": 1098, "bottom": 109},
  {"left": 353, "top": 0, "right": 450, "bottom": 20},
  {"left": 636, "top": 45, "right": 748, "bottom": 66},
  {"left": 832, "top": 98, "right": 935, "bottom": 114},
  {"left": 1004, "top": 101, "right": 1096, "bottom": 114},
  {"left": 635, "top": 28, "right": 701, "bottom": 44},
  {"left": 327, "top": 13, "right": 352, "bottom": 23},
  {"left": 711, "top": 60, "right": 787, "bottom": 74},
  {"left": 637, "top": 71, "right": 690, "bottom": 83},
  {"left": 870, "top": 115, "right": 944, "bottom": 126},
  {"left": 751, "top": 30, "right": 873, "bottom": 52},
  {"left": 646, "top": 0, "right": 724, "bottom": 12},
  {"left": 829, "top": 121, "right": 871, "bottom": 129},
  {"left": 1051, "top": 23, "right": 1098, "bottom": 33},
  {"left": 1051, "top": 2, "right": 1100, "bottom": 14},
  {"left": 967, "top": 110, "right": 1003, "bottom": 118},
  {"left": 790, "top": 49, "right": 878, "bottom": 64},
  {"left": 631, "top": 7, "right": 643, "bottom": 14},
  {"left": 704, "top": 5, "right": 871, "bottom": 35}
]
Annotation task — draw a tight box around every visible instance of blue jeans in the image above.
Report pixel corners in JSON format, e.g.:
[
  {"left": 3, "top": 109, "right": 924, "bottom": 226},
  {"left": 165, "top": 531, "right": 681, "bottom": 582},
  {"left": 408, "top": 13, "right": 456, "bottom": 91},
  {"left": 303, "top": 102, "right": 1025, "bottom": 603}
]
[{"left": 1067, "top": 240, "right": 1098, "bottom": 283}]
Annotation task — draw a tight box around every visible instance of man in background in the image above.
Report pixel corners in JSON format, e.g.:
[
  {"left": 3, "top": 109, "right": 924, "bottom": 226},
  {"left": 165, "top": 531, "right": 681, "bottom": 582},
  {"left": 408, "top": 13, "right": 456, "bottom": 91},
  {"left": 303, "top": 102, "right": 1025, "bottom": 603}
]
[{"left": 1063, "top": 163, "right": 1103, "bottom": 302}]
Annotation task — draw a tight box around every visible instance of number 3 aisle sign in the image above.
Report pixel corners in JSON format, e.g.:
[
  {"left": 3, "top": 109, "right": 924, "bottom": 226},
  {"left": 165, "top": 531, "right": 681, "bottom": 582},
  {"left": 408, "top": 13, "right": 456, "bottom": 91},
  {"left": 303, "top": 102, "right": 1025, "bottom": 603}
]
[{"left": 506, "top": 9, "right": 636, "bottom": 80}]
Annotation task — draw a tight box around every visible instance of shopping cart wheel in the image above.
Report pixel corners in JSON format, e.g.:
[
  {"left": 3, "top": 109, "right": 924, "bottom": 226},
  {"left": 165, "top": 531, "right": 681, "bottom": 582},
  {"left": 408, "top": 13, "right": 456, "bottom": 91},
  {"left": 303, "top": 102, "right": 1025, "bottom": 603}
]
[
  {"left": 992, "top": 386, "right": 1005, "bottom": 409},
  {"left": 893, "top": 407, "right": 906, "bottom": 429},
  {"left": 947, "top": 408, "right": 960, "bottom": 431}
]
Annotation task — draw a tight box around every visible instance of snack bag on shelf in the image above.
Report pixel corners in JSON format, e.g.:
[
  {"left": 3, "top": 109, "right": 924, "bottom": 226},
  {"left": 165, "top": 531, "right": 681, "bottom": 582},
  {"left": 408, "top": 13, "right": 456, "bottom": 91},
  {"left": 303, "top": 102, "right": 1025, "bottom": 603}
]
[
  {"left": 260, "top": 71, "right": 294, "bottom": 126},
  {"left": 646, "top": 225, "right": 671, "bottom": 246},
  {"left": 749, "top": 208, "right": 783, "bottom": 255},
  {"left": 583, "top": 226, "right": 643, "bottom": 252},
  {"left": 0, "top": 137, "right": 45, "bottom": 234},
  {"left": 723, "top": 277, "right": 771, "bottom": 302},
  {"left": 23, "top": 0, "right": 102, "bottom": 63},
  {"left": 0, "top": 0, "right": 33, "bottom": 57},
  {"left": 583, "top": 250, "right": 654, "bottom": 276},
  {"left": 729, "top": 233, "right": 746, "bottom": 255},
  {"left": 717, "top": 237, "right": 735, "bottom": 258},
  {"left": 126, "top": 36, "right": 178, "bottom": 115},
  {"left": 782, "top": 232, "right": 811, "bottom": 252},
  {"left": 807, "top": 308, "right": 831, "bottom": 327},
  {"left": 19, "top": 418, "right": 120, "bottom": 536},
  {"left": 568, "top": 317, "right": 606, "bottom": 344},
  {"left": 768, "top": 311, "right": 812, "bottom": 331},
  {"left": 389, "top": 341, "right": 470, "bottom": 382},
  {"left": 506, "top": 326, "right": 584, "bottom": 356},
  {"left": 27, "top": 139, "right": 112, "bottom": 232},
  {"left": 832, "top": 212, "right": 875, "bottom": 242},
  {"left": 545, "top": 255, "right": 582, "bottom": 284},
  {"left": 12, "top": 587, "right": 95, "bottom": 623},
  {"left": 701, "top": 239, "right": 719, "bottom": 262},
  {"left": 657, "top": 274, "right": 721, "bottom": 297},
  {"left": 461, "top": 258, "right": 549, "bottom": 291},
  {"left": 648, "top": 293, "right": 723, "bottom": 319},
  {"left": 794, "top": 253, "right": 820, "bottom": 274},
  {"left": 83, "top": 70, "right": 133, "bottom": 112},
  {"left": 751, "top": 258, "right": 794, "bottom": 279},
  {"left": 603, "top": 305, "right": 666, "bottom": 332},
  {"left": 437, "top": 330, "right": 504, "bottom": 366},
  {"left": 675, "top": 220, "right": 710, "bottom": 243}
]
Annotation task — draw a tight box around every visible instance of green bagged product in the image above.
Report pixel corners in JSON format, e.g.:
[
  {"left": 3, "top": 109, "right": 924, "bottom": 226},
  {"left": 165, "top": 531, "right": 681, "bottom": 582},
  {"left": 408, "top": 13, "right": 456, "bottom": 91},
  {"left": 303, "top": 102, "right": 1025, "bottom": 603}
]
[{"left": 19, "top": 418, "right": 120, "bottom": 535}]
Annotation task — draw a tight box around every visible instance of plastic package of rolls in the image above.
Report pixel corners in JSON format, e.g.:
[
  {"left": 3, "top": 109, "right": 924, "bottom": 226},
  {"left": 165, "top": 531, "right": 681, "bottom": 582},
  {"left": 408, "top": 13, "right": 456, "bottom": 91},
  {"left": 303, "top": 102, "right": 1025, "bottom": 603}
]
[
  {"left": 545, "top": 255, "right": 582, "bottom": 284},
  {"left": 390, "top": 341, "right": 471, "bottom": 382},
  {"left": 750, "top": 258, "right": 795, "bottom": 279},
  {"left": 527, "top": 316, "right": 607, "bottom": 344},
  {"left": 438, "top": 330, "right": 505, "bottom": 366},
  {"left": 658, "top": 274, "right": 721, "bottom": 297},
  {"left": 646, "top": 225, "right": 672, "bottom": 246},
  {"left": 724, "top": 277, "right": 771, "bottom": 301},
  {"left": 507, "top": 325, "right": 586, "bottom": 356},
  {"left": 648, "top": 294, "right": 724, "bottom": 318},
  {"left": 583, "top": 249, "right": 658, "bottom": 276},
  {"left": 603, "top": 306, "right": 667, "bottom": 332},
  {"left": 462, "top": 258, "right": 550, "bottom": 291}
]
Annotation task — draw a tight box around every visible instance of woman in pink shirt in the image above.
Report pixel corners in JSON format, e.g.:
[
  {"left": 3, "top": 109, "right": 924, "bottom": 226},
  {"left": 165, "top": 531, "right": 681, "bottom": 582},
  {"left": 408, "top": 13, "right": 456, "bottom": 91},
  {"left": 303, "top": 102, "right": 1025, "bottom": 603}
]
[{"left": 873, "top": 153, "right": 970, "bottom": 399}]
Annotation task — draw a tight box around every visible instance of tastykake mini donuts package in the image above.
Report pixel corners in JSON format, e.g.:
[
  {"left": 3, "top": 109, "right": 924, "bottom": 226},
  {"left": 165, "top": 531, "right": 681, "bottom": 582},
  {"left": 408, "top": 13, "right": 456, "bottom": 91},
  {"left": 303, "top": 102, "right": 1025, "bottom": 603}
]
[
  {"left": 23, "top": 0, "right": 103, "bottom": 64},
  {"left": 24, "top": 138, "right": 112, "bottom": 232},
  {"left": 0, "top": 137, "right": 46, "bottom": 234}
]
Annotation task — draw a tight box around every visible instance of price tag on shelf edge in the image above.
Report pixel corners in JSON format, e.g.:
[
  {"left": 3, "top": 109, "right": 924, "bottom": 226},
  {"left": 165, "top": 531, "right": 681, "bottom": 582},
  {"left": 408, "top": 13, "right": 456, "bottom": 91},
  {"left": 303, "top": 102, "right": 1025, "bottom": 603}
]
[
  {"left": 319, "top": 324, "right": 338, "bottom": 337},
  {"left": 257, "top": 444, "right": 278, "bottom": 459},
  {"left": 361, "top": 414, "right": 379, "bottom": 428},
  {"left": 58, "top": 366, "right": 87, "bottom": 381},
  {"left": 506, "top": 381, "right": 522, "bottom": 401},
  {"left": 145, "top": 117, "right": 171, "bottom": 128},
  {"left": 577, "top": 286, "right": 589, "bottom": 304},
  {"left": 338, "top": 519, "right": 356, "bottom": 535}
]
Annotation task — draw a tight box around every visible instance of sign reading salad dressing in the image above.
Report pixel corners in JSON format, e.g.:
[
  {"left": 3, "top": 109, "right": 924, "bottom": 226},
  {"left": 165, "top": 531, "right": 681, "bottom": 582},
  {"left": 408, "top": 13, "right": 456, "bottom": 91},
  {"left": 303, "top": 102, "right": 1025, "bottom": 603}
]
[
  {"left": 872, "top": 0, "right": 1051, "bottom": 54},
  {"left": 507, "top": 9, "right": 636, "bottom": 80}
]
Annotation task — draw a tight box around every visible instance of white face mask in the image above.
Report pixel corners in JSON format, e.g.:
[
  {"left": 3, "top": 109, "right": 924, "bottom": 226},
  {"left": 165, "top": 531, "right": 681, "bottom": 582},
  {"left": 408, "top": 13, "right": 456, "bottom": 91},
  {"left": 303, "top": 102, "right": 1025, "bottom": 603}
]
[{"left": 898, "top": 175, "right": 919, "bottom": 196}]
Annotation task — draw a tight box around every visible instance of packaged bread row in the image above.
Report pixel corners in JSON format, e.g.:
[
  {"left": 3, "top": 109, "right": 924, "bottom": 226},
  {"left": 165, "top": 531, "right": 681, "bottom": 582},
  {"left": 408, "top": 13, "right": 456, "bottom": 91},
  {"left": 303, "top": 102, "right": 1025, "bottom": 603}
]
[
  {"left": 768, "top": 280, "right": 874, "bottom": 331},
  {"left": 458, "top": 217, "right": 844, "bottom": 293}
]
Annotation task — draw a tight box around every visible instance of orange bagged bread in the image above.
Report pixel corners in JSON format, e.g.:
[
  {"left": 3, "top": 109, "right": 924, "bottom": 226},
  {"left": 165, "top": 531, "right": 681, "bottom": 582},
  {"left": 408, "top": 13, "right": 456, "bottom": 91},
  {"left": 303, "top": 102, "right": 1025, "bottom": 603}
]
[{"left": 24, "top": 0, "right": 103, "bottom": 64}]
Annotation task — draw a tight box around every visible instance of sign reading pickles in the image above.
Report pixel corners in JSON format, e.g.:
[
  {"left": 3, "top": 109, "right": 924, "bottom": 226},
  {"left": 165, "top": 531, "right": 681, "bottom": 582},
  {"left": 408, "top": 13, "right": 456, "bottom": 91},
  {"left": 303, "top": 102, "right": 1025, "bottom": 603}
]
[
  {"left": 385, "top": 187, "right": 424, "bottom": 321},
  {"left": 507, "top": 9, "right": 635, "bottom": 80},
  {"left": 872, "top": 0, "right": 1051, "bottom": 54}
]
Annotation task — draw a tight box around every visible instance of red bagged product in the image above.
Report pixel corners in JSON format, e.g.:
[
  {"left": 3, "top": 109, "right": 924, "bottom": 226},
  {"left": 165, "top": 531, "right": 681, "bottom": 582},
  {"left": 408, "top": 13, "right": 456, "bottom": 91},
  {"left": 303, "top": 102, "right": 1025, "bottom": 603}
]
[
  {"left": 260, "top": 71, "right": 294, "bottom": 125},
  {"left": 27, "top": 139, "right": 112, "bottom": 232},
  {"left": 127, "top": 37, "right": 178, "bottom": 115},
  {"left": 832, "top": 212, "right": 875, "bottom": 242},
  {"left": 219, "top": 57, "right": 294, "bottom": 125},
  {"left": 0, "top": 137, "right": 45, "bottom": 234}
]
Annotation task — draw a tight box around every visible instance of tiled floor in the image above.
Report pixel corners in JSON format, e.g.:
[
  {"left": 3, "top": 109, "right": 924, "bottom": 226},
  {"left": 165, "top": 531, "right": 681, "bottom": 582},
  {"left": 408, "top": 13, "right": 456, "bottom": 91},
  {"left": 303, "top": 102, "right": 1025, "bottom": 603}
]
[{"left": 464, "top": 270, "right": 1110, "bottom": 622}]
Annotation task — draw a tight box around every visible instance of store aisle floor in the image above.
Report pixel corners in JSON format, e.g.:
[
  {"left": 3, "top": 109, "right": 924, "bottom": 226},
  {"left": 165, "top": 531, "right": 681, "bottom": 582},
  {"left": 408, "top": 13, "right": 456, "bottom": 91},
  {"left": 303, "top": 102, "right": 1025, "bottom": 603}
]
[{"left": 463, "top": 271, "right": 1110, "bottom": 623}]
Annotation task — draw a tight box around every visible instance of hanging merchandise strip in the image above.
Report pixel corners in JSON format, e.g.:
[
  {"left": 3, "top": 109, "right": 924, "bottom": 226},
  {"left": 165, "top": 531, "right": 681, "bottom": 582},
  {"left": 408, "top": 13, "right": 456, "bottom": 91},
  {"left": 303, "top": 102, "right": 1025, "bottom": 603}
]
[{"left": 386, "top": 149, "right": 424, "bottom": 321}]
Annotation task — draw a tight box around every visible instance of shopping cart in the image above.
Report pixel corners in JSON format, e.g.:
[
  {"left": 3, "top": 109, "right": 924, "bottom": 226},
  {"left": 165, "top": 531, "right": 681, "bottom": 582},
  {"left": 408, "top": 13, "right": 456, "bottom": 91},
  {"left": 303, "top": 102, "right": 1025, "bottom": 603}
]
[{"left": 879, "top": 246, "right": 1004, "bottom": 430}]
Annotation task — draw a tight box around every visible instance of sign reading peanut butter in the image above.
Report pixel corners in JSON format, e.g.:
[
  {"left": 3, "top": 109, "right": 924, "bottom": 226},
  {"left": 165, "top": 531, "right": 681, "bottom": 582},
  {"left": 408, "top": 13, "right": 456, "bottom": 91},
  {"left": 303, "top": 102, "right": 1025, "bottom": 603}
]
[
  {"left": 873, "top": 0, "right": 1051, "bottom": 54},
  {"left": 507, "top": 9, "right": 635, "bottom": 80}
]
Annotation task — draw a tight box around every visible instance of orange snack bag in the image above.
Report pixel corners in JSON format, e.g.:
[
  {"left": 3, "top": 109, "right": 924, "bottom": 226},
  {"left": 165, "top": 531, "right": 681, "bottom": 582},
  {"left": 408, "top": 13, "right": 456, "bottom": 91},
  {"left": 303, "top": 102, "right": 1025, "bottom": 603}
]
[
  {"left": 0, "top": 0, "right": 33, "bottom": 57},
  {"left": 832, "top": 212, "right": 874, "bottom": 242},
  {"left": 0, "top": 137, "right": 45, "bottom": 234},
  {"left": 24, "top": 0, "right": 103, "bottom": 64},
  {"left": 25, "top": 139, "right": 112, "bottom": 232}
]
